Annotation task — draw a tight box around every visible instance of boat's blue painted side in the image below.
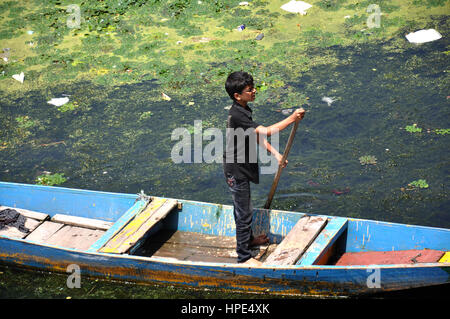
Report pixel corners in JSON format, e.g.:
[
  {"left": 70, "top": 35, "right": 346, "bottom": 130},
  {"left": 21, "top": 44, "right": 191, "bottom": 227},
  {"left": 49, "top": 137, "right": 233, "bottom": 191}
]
[
  {"left": 345, "top": 218, "right": 450, "bottom": 253},
  {"left": 0, "top": 182, "right": 136, "bottom": 222},
  {"left": 0, "top": 181, "right": 449, "bottom": 296}
]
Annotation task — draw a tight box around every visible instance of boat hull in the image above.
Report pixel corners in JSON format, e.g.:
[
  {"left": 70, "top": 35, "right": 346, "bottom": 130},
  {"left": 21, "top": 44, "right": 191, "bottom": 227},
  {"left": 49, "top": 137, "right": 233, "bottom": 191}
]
[
  {"left": 0, "top": 181, "right": 449, "bottom": 296},
  {"left": 1, "top": 235, "right": 448, "bottom": 296}
]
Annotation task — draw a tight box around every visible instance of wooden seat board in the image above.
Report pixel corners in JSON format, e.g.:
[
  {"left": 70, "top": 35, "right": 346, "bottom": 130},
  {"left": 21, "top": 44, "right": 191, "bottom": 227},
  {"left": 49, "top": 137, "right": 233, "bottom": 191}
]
[
  {"left": 100, "top": 198, "right": 178, "bottom": 254},
  {"left": 0, "top": 206, "right": 49, "bottom": 221},
  {"left": 439, "top": 252, "right": 450, "bottom": 263},
  {"left": 51, "top": 214, "right": 114, "bottom": 231},
  {"left": 296, "top": 217, "right": 348, "bottom": 266},
  {"left": 264, "top": 215, "right": 327, "bottom": 266},
  {"left": 87, "top": 200, "right": 147, "bottom": 253}
]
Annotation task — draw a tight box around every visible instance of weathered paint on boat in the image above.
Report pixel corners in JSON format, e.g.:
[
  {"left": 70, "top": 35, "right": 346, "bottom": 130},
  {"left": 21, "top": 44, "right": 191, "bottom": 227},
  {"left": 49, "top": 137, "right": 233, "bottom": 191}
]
[{"left": 0, "top": 181, "right": 449, "bottom": 296}]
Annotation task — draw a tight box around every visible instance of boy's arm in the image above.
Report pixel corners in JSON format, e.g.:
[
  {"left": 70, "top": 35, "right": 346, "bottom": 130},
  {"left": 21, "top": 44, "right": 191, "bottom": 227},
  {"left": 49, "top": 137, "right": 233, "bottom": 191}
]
[
  {"left": 257, "top": 135, "right": 288, "bottom": 168},
  {"left": 255, "top": 108, "right": 305, "bottom": 137}
]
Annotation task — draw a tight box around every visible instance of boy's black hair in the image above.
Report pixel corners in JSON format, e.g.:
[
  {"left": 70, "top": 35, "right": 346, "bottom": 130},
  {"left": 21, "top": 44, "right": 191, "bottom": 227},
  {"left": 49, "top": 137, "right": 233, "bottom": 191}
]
[{"left": 225, "top": 71, "right": 254, "bottom": 101}]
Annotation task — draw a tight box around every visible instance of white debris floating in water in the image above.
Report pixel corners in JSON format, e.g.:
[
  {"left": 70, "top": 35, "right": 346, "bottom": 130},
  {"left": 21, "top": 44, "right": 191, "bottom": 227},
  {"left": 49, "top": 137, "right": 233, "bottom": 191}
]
[
  {"left": 161, "top": 92, "right": 171, "bottom": 101},
  {"left": 281, "top": 109, "right": 293, "bottom": 115},
  {"left": 405, "top": 29, "right": 442, "bottom": 44},
  {"left": 12, "top": 72, "right": 24, "bottom": 83},
  {"left": 47, "top": 97, "right": 69, "bottom": 106},
  {"left": 321, "top": 96, "right": 335, "bottom": 106},
  {"left": 281, "top": 0, "right": 312, "bottom": 15}
]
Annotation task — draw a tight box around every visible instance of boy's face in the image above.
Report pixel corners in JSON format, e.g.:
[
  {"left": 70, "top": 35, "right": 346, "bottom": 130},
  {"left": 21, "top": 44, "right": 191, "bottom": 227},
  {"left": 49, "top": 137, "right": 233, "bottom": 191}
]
[{"left": 234, "top": 85, "right": 256, "bottom": 106}]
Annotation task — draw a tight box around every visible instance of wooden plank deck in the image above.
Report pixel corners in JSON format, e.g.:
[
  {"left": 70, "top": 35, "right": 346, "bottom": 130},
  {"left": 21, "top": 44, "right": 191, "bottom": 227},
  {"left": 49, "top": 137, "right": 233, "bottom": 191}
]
[
  {"left": 44, "top": 225, "right": 105, "bottom": 250},
  {"left": 264, "top": 215, "right": 327, "bottom": 266},
  {"left": 0, "top": 206, "right": 113, "bottom": 250},
  {"left": 25, "top": 220, "right": 105, "bottom": 250},
  {"left": 25, "top": 221, "right": 65, "bottom": 242},
  {"left": 100, "top": 198, "right": 178, "bottom": 254},
  {"left": 134, "top": 230, "right": 272, "bottom": 263}
]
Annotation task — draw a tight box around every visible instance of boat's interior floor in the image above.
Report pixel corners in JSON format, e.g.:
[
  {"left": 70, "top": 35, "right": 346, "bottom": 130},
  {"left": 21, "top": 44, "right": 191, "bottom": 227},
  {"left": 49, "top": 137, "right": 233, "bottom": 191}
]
[
  {"left": 0, "top": 205, "right": 275, "bottom": 263},
  {"left": 133, "top": 230, "right": 275, "bottom": 264},
  {"left": 0, "top": 205, "right": 110, "bottom": 251}
]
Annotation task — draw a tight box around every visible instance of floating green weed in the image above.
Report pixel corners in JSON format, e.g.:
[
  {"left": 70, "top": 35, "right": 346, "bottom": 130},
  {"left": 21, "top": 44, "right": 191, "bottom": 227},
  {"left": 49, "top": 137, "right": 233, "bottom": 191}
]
[
  {"left": 434, "top": 128, "right": 450, "bottom": 135},
  {"left": 359, "top": 155, "right": 377, "bottom": 165},
  {"left": 412, "top": 0, "right": 448, "bottom": 8},
  {"left": 405, "top": 124, "right": 422, "bottom": 133},
  {"left": 15, "top": 116, "right": 38, "bottom": 129},
  {"left": 408, "top": 179, "right": 429, "bottom": 189},
  {"left": 279, "top": 90, "right": 308, "bottom": 109},
  {"left": 316, "top": 0, "right": 349, "bottom": 11},
  {"left": 57, "top": 101, "right": 79, "bottom": 112},
  {"left": 139, "top": 111, "right": 153, "bottom": 121},
  {"left": 256, "top": 81, "right": 268, "bottom": 92},
  {"left": 344, "top": 0, "right": 400, "bottom": 12},
  {"left": 35, "top": 173, "right": 67, "bottom": 186}
]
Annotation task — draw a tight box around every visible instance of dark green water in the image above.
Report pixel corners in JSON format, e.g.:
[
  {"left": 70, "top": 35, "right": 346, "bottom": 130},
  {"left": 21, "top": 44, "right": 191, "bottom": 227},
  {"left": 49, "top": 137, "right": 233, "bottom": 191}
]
[{"left": 0, "top": 37, "right": 449, "bottom": 298}]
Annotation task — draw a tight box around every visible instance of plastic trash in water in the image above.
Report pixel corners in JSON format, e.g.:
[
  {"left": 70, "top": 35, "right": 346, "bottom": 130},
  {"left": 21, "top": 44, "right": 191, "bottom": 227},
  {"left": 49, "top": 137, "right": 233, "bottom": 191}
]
[
  {"left": 321, "top": 96, "right": 335, "bottom": 106},
  {"left": 162, "top": 92, "right": 171, "bottom": 101},
  {"left": 237, "top": 24, "right": 246, "bottom": 31},
  {"left": 1, "top": 48, "right": 9, "bottom": 62},
  {"left": 281, "top": 0, "right": 312, "bottom": 15},
  {"left": 239, "top": 1, "right": 249, "bottom": 5},
  {"left": 255, "top": 33, "right": 264, "bottom": 40},
  {"left": 12, "top": 72, "right": 24, "bottom": 83},
  {"left": 281, "top": 108, "right": 293, "bottom": 115},
  {"left": 47, "top": 97, "right": 69, "bottom": 106},
  {"left": 405, "top": 29, "right": 442, "bottom": 44}
]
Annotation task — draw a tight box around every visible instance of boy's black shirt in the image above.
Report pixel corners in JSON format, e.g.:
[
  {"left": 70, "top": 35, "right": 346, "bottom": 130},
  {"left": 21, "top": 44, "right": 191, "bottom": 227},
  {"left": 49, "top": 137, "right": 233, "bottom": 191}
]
[{"left": 223, "top": 101, "right": 260, "bottom": 184}]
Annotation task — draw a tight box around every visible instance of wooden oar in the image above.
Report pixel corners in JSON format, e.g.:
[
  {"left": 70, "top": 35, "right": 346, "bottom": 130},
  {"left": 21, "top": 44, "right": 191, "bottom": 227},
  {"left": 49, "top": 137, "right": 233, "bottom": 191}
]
[{"left": 264, "top": 119, "right": 300, "bottom": 209}]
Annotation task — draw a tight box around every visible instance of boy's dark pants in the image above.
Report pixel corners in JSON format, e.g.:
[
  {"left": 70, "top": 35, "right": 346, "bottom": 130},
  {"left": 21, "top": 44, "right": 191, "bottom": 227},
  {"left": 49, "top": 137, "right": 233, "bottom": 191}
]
[{"left": 226, "top": 174, "right": 254, "bottom": 263}]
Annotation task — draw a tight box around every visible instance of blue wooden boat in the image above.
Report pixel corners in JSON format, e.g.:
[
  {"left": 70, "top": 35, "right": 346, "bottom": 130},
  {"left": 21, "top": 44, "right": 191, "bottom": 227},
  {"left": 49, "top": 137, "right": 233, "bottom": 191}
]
[{"left": 0, "top": 181, "right": 449, "bottom": 297}]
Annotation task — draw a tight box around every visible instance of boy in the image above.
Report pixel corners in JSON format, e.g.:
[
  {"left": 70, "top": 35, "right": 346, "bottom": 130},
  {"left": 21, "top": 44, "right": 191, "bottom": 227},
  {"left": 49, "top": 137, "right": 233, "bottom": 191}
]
[{"left": 223, "top": 71, "right": 305, "bottom": 265}]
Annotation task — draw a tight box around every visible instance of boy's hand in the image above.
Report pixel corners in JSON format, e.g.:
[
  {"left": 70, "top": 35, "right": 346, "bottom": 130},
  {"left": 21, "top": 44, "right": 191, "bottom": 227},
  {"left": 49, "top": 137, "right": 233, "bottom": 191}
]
[
  {"left": 275, "top": 153, "right": 288, "bottom": 168},
  {"left": 290, "top": 108, "right": 305, "bottom": 122}
]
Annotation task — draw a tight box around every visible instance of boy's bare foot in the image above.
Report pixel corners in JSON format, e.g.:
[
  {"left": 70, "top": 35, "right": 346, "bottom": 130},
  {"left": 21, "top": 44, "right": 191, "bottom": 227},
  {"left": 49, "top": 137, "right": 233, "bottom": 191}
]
[
  {"left": 243, "top": 258, "right": 263, "bottom": 266},
  {"left": 250, "top": 234, "right": 269, "bottom": 247}
]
